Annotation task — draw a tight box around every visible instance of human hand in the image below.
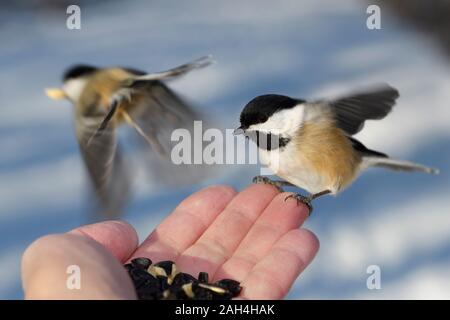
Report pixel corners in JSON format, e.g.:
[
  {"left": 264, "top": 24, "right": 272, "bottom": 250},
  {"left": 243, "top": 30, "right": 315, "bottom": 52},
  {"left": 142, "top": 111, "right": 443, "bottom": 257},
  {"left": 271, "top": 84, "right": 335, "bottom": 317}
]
[{"left": 22, "top": 184, "right": 319, "bottom": 299}]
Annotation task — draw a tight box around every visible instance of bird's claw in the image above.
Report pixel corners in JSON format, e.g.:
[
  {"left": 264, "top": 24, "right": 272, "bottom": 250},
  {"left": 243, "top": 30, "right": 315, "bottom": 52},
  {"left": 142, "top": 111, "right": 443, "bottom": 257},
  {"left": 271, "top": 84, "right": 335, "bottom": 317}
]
[
  {"left": 252, "top": 175, "right": 269, "bottom": 184},
  {"left": 110, "top": 88, "right": 133, "bottom": 106},
  {"left": 284, "top": 193, "right": 313, "bottom": 215},
  {"left": 252, "top": 176, "right": 284, "bottom": 192}
]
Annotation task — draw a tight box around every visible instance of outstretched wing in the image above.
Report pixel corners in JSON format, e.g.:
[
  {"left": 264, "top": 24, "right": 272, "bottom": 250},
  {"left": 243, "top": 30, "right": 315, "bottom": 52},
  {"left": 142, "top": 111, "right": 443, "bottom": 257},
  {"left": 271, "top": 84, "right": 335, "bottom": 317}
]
[
  {"left": 75, "top": 112, "right": 131, "bottom": 217},
  {"left": 130, "top": 55, "right": 213, "bottom": 82},
  {"left": 325, "top": 84, "right": 399, "bottom": 135},
  {"left": 131, "top": 81, "right": 199, "bottom": 154},
  {"left": 128, "top": 80, "right": 215, "bottom": 186}
]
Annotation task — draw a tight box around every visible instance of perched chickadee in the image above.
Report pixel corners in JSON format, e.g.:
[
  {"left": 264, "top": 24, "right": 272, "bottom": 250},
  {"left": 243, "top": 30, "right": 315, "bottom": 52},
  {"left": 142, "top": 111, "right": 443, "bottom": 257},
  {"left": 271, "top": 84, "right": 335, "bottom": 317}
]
[
  {"left": 45, "top": 56, "right": 213, "bottom": 217},
  {"left": 235, "top": 85, "right": 439, "bottom": 212}
]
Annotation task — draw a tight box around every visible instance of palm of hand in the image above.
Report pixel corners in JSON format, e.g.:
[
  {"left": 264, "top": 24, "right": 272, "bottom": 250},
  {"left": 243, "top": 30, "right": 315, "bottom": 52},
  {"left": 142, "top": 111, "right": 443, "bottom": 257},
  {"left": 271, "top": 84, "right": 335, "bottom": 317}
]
[{"left": 22, "top": 184, "right": 318, "bottom": 299}]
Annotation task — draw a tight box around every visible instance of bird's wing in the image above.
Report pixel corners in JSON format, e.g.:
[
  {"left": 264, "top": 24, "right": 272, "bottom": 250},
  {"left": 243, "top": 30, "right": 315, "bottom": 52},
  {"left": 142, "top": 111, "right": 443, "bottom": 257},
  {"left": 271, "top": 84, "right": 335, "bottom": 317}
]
[
  {"left": 131, "top": 55, "right": 213, "bottom": 82},
  {"left": 126, "top": 80, "right": 215, "bottom": 186},
  {"left": 75, "top": 112, "right": 131, "bottom": 217},
  {"left": 131, "top": 80, "right": 199, "bottom": 154},
  {"left": 322, "top": 84, "right": 399, "bottom": 135}
]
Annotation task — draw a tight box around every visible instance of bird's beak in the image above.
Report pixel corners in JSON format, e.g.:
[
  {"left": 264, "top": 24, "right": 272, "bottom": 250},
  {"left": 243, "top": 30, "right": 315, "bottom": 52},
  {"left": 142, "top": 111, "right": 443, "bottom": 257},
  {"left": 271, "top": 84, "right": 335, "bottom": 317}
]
[
  {"left": 45, "top": 88, "right": 66, "bottom": 100},
  {"left": 233, "top": 127, "right": 245, "bottom": 135}
]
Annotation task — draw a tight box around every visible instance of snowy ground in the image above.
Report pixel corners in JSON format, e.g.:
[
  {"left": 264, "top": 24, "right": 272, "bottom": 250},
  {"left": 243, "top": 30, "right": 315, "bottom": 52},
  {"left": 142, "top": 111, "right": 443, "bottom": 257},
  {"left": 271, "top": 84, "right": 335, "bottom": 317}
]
[{"left": 0, "top": 0, "right": 449, "bottom": 299}]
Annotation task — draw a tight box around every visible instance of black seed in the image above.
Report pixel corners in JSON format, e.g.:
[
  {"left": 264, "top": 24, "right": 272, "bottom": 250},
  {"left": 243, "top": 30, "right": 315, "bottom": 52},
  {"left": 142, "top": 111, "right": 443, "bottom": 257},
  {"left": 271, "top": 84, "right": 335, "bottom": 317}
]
[
  {"left": 131, "top": 257, "right": 152, "bottom": 269},
  {"left": 128, "top": 268, "right": 158, "bottom": 289},
  {"left": 192, "top": 283, "right": 214, "bottom": 300},
  {"left": 124, "top": 259, "right": 241, "bottom": 300},
  {"left": 215, "top": 279, "right": 242, "bottom": 296},
  {"left": 153, "top": 260, "right": 175, "bottom": 274},
  {"left": 123, "top": 263, "right": 133, "bottom": 271},
  {"left": 194, "top": 290, "right": 213, "bottom": 300},
  {"left": 156, "top": 275, "right": 170, "bottom": 291},
  {"left": 136, "top": 284, "right": 162, "bottom": 300},
  {"left": 198, "top": 272, "right": 209, "bottom": 283},
  {"left": 162, "top": 289, "right": 176, "bottom": 300},
  {"left": 194, "top": 283, "right": 234, "bottom": 300},
  {"left": 170, "top": 282, "right": 195, "bottom": 300},
  {"left": 172, "top": 272, "right": 197, "bottom": 287}
]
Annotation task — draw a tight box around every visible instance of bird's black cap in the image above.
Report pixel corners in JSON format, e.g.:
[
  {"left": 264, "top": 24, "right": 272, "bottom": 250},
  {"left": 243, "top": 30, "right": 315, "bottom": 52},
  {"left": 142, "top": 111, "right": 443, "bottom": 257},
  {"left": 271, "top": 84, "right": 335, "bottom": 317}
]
[
  {"left": 63, "top": 64, "right": 98, "bottom": 82},
  {"left": 239, "top": 94, "right": 302, "bottom": 129}
]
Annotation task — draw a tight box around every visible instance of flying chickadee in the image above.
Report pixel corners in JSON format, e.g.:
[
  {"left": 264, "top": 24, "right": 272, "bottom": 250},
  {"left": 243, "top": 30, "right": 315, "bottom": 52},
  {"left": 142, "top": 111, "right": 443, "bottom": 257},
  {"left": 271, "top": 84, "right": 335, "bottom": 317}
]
[
  {"left": 234, "top": 85, "right": 439, "bottom": 212},
  {"left": 45, "top": 56, "right": 213, "bottom": 217}
]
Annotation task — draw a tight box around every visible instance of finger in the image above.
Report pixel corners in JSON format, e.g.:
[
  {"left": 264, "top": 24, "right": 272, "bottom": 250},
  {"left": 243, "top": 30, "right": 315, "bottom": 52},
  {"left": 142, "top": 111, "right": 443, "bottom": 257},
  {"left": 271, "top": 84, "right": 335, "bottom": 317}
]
[
  {"left": 176, "top": 184, "right": 279, "bottom": 276},
  {"left": 239, "top": 228, "right": 319, "bottom": 300},
  {"left": 69, "top": 220, "right": 138, "bottom": 263},
  {"left": 214, "top": 192, "right": 309, "bottom": 281},
  {"left": 130, "top": 185, "right": 237, "bottom": 262},
  {"left": 22, "top": 234, "right": 136, "bottom": 299}
]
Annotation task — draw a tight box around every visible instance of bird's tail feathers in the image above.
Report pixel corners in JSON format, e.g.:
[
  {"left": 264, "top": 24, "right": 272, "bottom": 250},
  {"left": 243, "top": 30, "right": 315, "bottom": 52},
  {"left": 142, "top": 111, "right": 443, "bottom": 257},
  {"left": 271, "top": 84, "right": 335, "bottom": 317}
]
[{"left": 363, "top": 157, "right": 439, "bottom": 175}]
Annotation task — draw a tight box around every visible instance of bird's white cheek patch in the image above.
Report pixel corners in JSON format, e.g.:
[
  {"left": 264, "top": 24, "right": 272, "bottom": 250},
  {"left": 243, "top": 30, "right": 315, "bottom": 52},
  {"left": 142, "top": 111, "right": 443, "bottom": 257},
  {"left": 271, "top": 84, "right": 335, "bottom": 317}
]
[
  {"left": 248, "top": 120, "right": 280, "bottom": 134},
  {"left": 247, "top": 104, "right": 305, "bottom": 136},
  {"left": 63, "top": 79, "right": 88, "bottom": 102},
  {"left": 282, "top": 104, "right": 305, "bottom": 136}
]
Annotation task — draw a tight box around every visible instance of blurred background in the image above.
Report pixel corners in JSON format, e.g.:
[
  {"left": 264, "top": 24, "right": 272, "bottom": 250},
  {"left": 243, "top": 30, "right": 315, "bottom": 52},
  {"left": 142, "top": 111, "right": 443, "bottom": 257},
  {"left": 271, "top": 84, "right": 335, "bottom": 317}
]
[{"left": 0, "top": 0, "right": 449, "bottom": 299}]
